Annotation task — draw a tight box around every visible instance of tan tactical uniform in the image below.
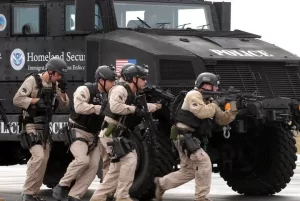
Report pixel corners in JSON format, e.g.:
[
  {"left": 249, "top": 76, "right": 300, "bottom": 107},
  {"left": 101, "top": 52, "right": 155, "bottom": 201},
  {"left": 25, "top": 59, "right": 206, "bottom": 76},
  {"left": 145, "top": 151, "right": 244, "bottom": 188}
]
[
  {"left": 155, "top": 90, "right": 237, "bottom": 201},
  {"left": 91, "top": 85, "right": 159, "bottom": 201},
  {"left": 13, "top": 73, "right": 69, "bottom": 196},
  {"left": 99, "top": 82, "right": 159, "bottom": 181},
  {"left": 57, "top": 85, "right": 106, "bottom": 199}
]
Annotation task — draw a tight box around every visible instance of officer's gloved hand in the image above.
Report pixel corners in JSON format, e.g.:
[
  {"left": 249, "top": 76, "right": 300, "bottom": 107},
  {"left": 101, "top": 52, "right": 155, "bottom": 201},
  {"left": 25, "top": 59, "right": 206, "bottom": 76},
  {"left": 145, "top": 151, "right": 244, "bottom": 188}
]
[
  {"left": 36, "top": 99, "right": 46, "bottom": 109},
  {"left": 134, "top": 107, "right": 147, "bottom": 117},
  {"left": 57, "top": 78, "right": 68, "bottom": 93}
]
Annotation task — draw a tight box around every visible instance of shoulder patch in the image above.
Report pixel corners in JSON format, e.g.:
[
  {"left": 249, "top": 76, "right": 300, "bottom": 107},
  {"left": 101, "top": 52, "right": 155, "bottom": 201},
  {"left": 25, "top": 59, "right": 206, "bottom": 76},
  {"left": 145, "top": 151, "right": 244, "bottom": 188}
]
[{"left": 22, "top": 88, "right": 27, "bottom": 93}]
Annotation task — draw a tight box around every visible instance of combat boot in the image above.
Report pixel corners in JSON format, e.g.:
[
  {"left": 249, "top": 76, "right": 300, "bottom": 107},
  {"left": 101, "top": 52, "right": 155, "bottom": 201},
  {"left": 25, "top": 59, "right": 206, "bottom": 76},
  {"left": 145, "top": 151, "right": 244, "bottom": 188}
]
[
  {"left": 154, "top": 177, "right": 165, "bottom": 201},
  {"left": 52, "top": 184, "right": 70, "bottom": 200},
  {"left": 21, "top": 193, "right": 46, "bottom": 201}
]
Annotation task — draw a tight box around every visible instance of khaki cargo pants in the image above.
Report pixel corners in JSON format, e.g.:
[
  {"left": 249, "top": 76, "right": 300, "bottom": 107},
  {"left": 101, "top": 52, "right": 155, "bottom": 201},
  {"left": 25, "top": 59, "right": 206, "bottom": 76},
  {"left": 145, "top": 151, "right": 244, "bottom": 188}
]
[
  {"left": 90, "top": 128, "right": 137, "bottom": 200},
  {"left": 59, "top": 128, "right": 102, "bottom": 199},
  {"left": 157, "top": 139, "right": 212, "bottom": 201},
  {"left": 23, "top": 124, "right": 50, "bottom": 196}
]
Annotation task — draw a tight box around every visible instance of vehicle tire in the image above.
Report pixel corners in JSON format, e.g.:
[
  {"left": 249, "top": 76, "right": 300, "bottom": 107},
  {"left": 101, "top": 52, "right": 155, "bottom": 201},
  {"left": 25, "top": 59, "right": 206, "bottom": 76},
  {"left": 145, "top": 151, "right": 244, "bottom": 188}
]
[
  {"left": 129, "top": 124, "right": 178, "bottom": 201},
  {"left": 43, "top": 161, "right": 70, "bottom": 189},
  {"left": 43, "top": 143, "right": 74, "bottom": 188},
  {"left": 219, "top": 125, "right": 297, "bottom": 195}
]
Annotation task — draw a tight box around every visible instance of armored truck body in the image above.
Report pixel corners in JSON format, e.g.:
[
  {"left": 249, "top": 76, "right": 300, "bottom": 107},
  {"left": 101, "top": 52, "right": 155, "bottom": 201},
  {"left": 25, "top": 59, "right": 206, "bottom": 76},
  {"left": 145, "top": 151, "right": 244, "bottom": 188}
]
[{"left": 0, "top": 0, "right": 299, "bottom": 200}]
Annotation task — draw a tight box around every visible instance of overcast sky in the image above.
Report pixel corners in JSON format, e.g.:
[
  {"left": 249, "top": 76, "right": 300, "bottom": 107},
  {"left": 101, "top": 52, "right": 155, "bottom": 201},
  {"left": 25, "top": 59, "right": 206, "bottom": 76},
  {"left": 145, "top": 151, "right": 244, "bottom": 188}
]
[{"left": 213, "top": 0, "right": 300, "bottom": 56}]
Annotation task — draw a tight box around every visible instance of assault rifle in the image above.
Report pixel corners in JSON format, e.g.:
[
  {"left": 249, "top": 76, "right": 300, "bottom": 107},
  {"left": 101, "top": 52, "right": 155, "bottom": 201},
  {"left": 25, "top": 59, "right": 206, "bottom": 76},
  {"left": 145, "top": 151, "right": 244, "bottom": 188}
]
[
  {"left": 40, "top": 88, "right": 56, "bottom": 145},
  {"left": 143, "top": 85, "right": 175, "bottom": 106},
  {"left": 135, "top": 93, "right": 158, "bottom": 147},
  {"left": 0, "top": 99, "right": 12, "bottom": 134},
  {"left": 202, "top": 86, "right": 300, "bottom": 132},
  {"left": 202, "top": 86, "right": 264, "bottom": 109}
]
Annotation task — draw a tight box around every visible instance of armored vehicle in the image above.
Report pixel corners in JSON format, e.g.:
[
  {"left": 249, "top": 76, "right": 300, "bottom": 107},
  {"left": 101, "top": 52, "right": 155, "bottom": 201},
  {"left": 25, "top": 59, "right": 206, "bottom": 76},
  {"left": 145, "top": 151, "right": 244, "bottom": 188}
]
[{"left": 0, "top": 0, "right": 300, "bottom": 200}]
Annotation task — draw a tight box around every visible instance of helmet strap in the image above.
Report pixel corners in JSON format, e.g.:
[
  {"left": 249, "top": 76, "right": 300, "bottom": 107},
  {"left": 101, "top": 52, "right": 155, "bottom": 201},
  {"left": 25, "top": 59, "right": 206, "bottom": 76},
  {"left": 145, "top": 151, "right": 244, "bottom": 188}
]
[
  {"left": 132, "top": 78, "right": 139, "bottom": 91},
  {"left": 100, "top": 79, "right": 107, "bottom": 93}
]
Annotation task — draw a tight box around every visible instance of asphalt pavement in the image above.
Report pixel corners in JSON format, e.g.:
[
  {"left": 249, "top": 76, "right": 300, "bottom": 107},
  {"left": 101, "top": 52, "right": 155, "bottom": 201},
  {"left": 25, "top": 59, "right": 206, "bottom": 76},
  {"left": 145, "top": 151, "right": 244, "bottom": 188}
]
[{"left": 1, "top": 157, "right": 300, "bottom": 201}]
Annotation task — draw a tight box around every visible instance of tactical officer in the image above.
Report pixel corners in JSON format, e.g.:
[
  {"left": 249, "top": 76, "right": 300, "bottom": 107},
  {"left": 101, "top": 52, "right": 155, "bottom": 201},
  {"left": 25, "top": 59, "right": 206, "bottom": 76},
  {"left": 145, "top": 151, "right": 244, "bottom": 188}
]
[
  {"left": 13, "top": 57, "right": 70, "bottom": 201},
  {"left": 154, "top": 72, "right": 238, "bottom": 201},
  {"left": 90, "top": 64, "right": 160, "bottom": 201},
  {"left": 101, "top": 63, "right": 134, "bottom": 183},
  {"left": 100, "top": 63, "right": 135, "bottom": 201},
  {"left": 52, "top": 65, "right": 117, "bottom": 201}
]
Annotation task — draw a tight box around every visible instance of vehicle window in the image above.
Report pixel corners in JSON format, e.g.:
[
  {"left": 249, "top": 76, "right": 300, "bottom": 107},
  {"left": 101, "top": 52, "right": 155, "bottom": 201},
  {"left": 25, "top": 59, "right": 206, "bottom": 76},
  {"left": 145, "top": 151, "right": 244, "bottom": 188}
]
[
  {"left": 13, "top": 6, "right": 40, "bottom": 34},
  {"left": 65, "top": 4, "right": 103, "bottom": 31},
  {"left": 178, "top": 8, "right": 208, "bottom": 30},
  {"left": 113, "top": 1, "right": 213, "bottom": 30}
]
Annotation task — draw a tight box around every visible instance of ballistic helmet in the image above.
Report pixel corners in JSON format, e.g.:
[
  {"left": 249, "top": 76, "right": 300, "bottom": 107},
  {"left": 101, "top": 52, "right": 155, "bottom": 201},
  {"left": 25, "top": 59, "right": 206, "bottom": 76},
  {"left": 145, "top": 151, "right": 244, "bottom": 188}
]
[
  {"left": 120, "top": 63, "right": 135, "bottom": 78},
  {"left": 46, "top": 57, "right": 68, "bottom": 75},
  {"left": 121, "top": 64, "right": 149, "bottom": 81},
  {"left": 195, "top": 72, "right": 220, "bottom": 89},
  {"left": 95, "top": 65, "right": 117, "bottom": 82}
]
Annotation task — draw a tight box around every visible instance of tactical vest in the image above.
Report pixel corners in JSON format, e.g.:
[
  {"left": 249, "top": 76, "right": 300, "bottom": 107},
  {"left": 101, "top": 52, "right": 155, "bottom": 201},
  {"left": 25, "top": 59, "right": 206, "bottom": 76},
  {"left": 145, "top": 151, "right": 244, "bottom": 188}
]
[
  {"left": 28, "top": 73, "right": 57, "bottom": 98},
  {"left": 24, "top": 73, "right": 57, "bottom": 124},
  {"left": 102, "top": 83, "right": 139, "bottom": 129},
  {"left": 173, "top": 90, "right": 213, "bottom": 136},
  {"left": 70, "top": 83, "right": 104, "bottom": 134}
]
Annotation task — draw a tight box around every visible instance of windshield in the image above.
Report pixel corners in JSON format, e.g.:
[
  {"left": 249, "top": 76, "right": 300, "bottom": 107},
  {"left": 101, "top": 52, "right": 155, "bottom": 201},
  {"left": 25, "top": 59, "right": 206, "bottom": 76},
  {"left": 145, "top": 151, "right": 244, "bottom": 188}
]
[{"left": 113, "top": 1, "right": 214, "bottom": 30}]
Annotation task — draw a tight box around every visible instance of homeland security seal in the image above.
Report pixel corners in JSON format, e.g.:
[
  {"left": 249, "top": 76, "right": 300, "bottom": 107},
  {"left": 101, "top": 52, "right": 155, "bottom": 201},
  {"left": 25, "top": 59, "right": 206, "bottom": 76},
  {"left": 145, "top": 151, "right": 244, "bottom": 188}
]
[
  {"left": 0, "top": 14, "right": 7, "bottom": 32},
  {"left": 10, "top": 48, "right": 26, "bottom": 70}
]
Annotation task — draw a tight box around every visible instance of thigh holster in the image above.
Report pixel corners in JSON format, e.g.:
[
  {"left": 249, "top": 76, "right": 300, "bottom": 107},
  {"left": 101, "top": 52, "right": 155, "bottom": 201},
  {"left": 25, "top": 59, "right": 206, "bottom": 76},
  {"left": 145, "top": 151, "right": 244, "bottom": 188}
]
[
  {"left": 179, "top": 133, "right": 201, "bottom": 157},
  {"left": 17, "top": 131, "right": 44, "bottom": 149},
  {"left": 107, "top": 136, "right": 134, "bottom": 162}
]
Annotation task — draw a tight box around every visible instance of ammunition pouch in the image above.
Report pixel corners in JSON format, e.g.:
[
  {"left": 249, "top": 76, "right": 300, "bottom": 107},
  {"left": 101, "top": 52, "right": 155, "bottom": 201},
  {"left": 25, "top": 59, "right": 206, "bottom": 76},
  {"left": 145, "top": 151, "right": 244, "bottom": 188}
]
[
  {"left": 59, "top": 125, "right": 75, "bottom": 146},
  {"left": 107, "top": 136, "right": 134, "bottom": 162},
  {"left": 179, "top": 133, "right": 201, "bottom": 156},
  {"left": 23, "top": 115, "right": 48, "bottom": 124},
  {"left": 16, "top": 131, "right": 46, "bottom": 149},
  {"left": 33, "top": 116, "right": 48, "bottom": 124}
]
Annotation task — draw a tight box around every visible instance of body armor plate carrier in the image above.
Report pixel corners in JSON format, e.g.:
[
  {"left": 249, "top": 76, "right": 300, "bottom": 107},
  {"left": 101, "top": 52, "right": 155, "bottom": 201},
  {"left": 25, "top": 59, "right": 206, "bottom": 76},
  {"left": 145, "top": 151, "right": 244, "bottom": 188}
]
[
  {"left": 70, "top": 82, "right": 104, "bottom": 134},
  {"left": 102, "top": 83, "right": 139, "bottom": 129},
  {"left": 23, "top": 73, "right": 58, "bottom": 125},
  {"left": 172, "top": 90, "right": 213, "bottom": 136}
]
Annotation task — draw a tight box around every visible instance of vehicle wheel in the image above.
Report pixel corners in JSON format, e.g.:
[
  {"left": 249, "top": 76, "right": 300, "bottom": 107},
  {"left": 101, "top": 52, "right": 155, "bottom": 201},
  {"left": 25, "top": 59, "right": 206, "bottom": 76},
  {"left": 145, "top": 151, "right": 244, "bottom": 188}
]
[
  {"left": 129, "top": 124, "right": 178, "bottom": 201},
  {"left": 43, "top": 143, "right": 74, "bottom": 188},
  {"left": 220, "top": 125, "right": 297, "bottom": 195}
]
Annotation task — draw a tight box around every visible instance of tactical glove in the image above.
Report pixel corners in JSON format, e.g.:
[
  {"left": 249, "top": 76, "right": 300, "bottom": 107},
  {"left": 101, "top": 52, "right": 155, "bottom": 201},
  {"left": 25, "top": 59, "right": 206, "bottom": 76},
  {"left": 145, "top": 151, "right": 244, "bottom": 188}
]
[
  {"left": 134, "top": 107, "right": 147, "bottom": 117},
  {"left": 57, "top": 78, "right": 68, "bottom": 93}
]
